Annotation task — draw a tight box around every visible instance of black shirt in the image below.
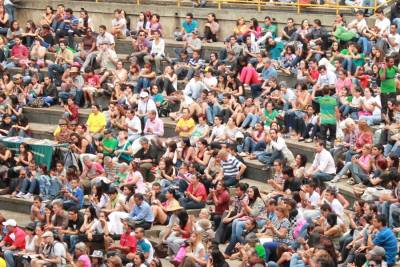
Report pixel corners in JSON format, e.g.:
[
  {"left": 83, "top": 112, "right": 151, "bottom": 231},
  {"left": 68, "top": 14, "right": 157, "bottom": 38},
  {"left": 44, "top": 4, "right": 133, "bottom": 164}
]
[
  {"left": 283, "top": 26, "right": 297, "bottom": 41},
  {"left": 283, "top": 178, "right": 301, "bottom": 193},
  {"left": 133, "top": 145, "right": 157, "bottom": 163},
  {"left": 67, "top": 214, "right": 84, "bottom": 232}
]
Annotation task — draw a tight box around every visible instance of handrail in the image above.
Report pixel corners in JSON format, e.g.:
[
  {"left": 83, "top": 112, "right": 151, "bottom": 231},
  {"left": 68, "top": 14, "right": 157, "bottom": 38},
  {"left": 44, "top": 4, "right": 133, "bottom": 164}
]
[{"left": 98, "top": 0, "right": 392, "bottom": 14}]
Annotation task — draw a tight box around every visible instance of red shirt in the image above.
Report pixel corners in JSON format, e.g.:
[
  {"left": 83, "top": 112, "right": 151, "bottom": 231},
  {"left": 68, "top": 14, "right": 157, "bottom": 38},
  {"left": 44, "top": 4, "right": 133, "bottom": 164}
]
[
  {"left": 309, "top": 68, "right": 320, "bottom": 81},
  {"left": 215, "top": 190, "right": 230, "bottom": 215},
  {"left": 87, "top": 74, "right": 100, "bottom": 87},
  {"left": 11, "top": 44, "right": 29, "bottom": 59},
  {"left": 67, "top": 103, "right": 79, "bottom": 122},
  {"left": 120, "top": 232, "right": 137, "bottom": 254},
  {"left": 187, "top": 182, "right": 207, "bottom": 202},
  {"left": 3, "top": 227, "right": 26, "bottom": 249}
]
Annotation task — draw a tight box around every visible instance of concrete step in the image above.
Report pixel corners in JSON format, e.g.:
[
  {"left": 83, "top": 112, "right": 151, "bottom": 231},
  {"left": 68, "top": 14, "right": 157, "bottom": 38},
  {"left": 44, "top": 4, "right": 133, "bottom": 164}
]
[{"left": 23, "top": 106, "right": 90, "bottom": 125}]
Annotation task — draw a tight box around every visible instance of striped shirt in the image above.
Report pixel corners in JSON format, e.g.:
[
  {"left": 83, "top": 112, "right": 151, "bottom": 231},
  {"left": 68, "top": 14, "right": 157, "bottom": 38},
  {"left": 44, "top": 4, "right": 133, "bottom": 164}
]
[{"left": 222, "top": 154, "right": 242, "bottom": 177}]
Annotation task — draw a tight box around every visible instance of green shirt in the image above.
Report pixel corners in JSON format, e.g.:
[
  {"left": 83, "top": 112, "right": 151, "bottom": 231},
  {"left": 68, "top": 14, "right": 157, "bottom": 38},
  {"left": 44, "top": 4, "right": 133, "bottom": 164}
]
[
  {"left": 262, "top": 24, "right": 277, "bottom": 38},
  {"left": 316, "top": 96, "right": 337, "bottom": 125},
  {"left": 379, "top": 66, "right": 398, "bottom": 94},
  {"left": 340, "top": 49, "right": 364, "bottom": 67},
  {"left": 102, "top": 137, "right": 118, "bottom": 156},
  {"left": 264, "top": 109, "right": 278, "bottom": 126}
]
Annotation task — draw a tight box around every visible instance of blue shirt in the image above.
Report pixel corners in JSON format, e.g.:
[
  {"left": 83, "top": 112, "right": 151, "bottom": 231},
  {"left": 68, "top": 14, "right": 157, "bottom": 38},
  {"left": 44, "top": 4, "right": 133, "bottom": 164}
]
[
  {"left": 129, "top": 200, "right": 154, "bottom": 222},
  {"left": 73, "top": 187, "right": 84, "bottom": 209},
  {"left": 63, "top": 15, "right": 79, "bottom": 31},
  {"left": 182, "top": 20, "right": 198, "bottom": 34},
  {"left": 373, "top": 227, "right": 398, "bottom": 266},
  {"left": 137, "top": 239, "right": 151, "bottom": 254},
  {"left": 262, "top": 66, "right": 278, "bottom": 81}
]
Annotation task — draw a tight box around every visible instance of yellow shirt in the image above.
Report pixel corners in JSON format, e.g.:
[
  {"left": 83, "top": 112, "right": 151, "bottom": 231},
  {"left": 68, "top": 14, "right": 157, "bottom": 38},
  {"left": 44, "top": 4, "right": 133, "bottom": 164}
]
[
  {"left": 87, "top": 112, "right": 106, "bottom": 133},
  {"left": 176, "top": 118, "right": 195, "bottom": 137},
  {"left": 0, "top": 258, "right": 6, "bottom": 267}
]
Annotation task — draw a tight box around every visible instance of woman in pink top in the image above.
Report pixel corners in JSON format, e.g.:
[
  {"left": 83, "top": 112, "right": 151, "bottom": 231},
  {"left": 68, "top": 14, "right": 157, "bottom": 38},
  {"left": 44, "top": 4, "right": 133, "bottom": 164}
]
[
  {"left": 348, "top": 144, "right": 372, "bottom": 185},
  {"left": 120, "top": 161, "right": 146, "bottom": 194},
  {"left": 240, "top": 62, "right": 261, "bottom": 86},
  {"left": 335, "top": 68, "right": 353, "bottom": 96},
  {"left": 248, "top": 18, "right": 262, "bottom": 39},
  {"left": 67, "top": 242, "right": 91, "bottom": 267}
]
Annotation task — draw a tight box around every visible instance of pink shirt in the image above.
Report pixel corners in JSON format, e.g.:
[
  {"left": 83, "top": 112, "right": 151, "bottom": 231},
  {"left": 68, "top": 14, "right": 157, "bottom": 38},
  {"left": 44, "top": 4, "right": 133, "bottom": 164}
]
[
  {"left": 144, "top": 117, "right": 164, "bottom": 137},
  {"left": 358, "top": 154, "right": 371, "bottom": 171},
  {"left": 335, "top": 78, "right": 353, "bottom": 95},
  {"left": 11, "top": 44, "right": 29, "bottom": 59},
  {"left": 240, "top": 66, "right": 261, "bottom": 85},
  {"left": 77, "top": 255, "right": 91, "bottom": 267}
]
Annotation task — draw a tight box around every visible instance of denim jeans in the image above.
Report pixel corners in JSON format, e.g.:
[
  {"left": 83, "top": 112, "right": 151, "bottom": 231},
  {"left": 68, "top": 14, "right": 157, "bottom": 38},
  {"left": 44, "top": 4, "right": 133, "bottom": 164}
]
[
  {"left": 263, "top": 241, "right": 279, "bottom": 262},
  {"left": 250, "top": 84, "right": 262, "bottom": 98},
  {"left": 179, "top": 198, "right": 205, "bottom": 209},
  {"left": 48, "top": 63, "right": 68, "bottom": 86},
  {"left": 225, "top": 219, "right": 246, "bottom": 255},
  {"left": 64, "top": 234, "right": 81, "bottom": 252},
  {"left": 394, "top": 18, "right": 400, "bottom": 34},
  {"left": 384, "top": 141, "right": 400, "bottom": 157},
  {"left": 224, "top": 175, "right": 239, "bottom": 187},
  {"left": 359, "top": 114, "right": 381, "bottom": 126},
  {"left": 357, "top": 37, "right": 372, "bottom": 55},
  {"left": 243, "top": 137, "right": 265, "bottom": 153},
  {"left": 20, "top": 178, "right": 38, "bottom": 194},
  {"left": 290, "top": 253, "right": 307, "bottom": 267},
  {"left": 135, "top": 77, "right": 152, "bottom": 94},
  {"left": 241, "top": 114, "right": 259, "bottom": 128},
  {"left": 312, "top": 172, "right": 334, "bottom": 188},
  {"left": 206, "top": 103, "right": 221, "bottom": 125},
  {"left": 342, "top": 58, "right": 357, "bottom": 75},
  {"left": 256, "top": 150, "right": 283, "bottom": 166},
  {"left": 4, "top": 249, "right": 15, "bottom": 267}
]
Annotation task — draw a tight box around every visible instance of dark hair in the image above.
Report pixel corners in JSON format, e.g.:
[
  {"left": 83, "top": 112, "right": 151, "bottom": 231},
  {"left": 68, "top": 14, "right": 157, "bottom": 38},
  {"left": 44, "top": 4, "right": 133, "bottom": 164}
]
[
  {"left": 210, "top": 248, "right": 227, "bottom": 266},
  {"left": 326, "top": 212, "right": 338, "bottom": 227},
  {"left": 186, "top": 12, "right": 193, "bottom": 19},
  {"left": 176, "top": 210, "right": 189, "bottom": 229},
  {"left": 282, "top": 166, "right": 294, "bottom": 177},
  {"left": 235, "top": 182, "right": 248, "bottom": 192},
  {"left": 68, "top": 206, "right": 79, "bottom": 214},
  {"left": 320, "top": 203, "right": 332, "bottom": 212},
  {"left": 296, "top": 154, "right": 307, "bottom": 167},
  {"left": 375, "top": 214, "right": 387, "bottom": 226},
  {"left": 33, "top": 195, "right": 42, "bottom": 202},
  {"left": 134, "top": 193, "right": 144, "bottom": 201},
  {"left": 248, "top": 186, "right": 262, "bottom": 204},
  {"left": 65, "top": 8, "right": 73, "bottom": 14}
]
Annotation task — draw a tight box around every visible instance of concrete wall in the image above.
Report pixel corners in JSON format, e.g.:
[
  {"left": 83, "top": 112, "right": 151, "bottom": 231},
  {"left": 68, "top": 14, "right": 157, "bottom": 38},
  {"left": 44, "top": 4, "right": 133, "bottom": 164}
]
[{"left": 16, "top": 0, "right": 342, "bottom": 39}]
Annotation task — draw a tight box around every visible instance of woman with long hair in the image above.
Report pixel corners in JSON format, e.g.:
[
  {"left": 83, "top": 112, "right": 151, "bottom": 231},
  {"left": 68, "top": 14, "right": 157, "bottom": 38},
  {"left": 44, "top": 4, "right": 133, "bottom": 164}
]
[
  {"left": 163, "top": 210, "right": 193, "bottom": 255},
  {"left": 107, "top": 184, "right": 135, "bottom": 235},
  {"left": 151, "top": 188, "right": 181, "bottom": 225},
  {"left": 179, "top": 231, "right": 207, "bottom": 266}
]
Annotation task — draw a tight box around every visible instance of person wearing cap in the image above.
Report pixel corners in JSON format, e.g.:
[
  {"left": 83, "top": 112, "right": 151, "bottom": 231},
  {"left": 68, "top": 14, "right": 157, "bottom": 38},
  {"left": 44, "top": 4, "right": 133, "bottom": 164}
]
[
  {"left": 96, "top": 39, "right": 119, "bottom": 85},
  {"left": 144, "top": 30, "right": 165, "bottom": 75},
  {"left": 0, "top": 219, "right": 26, "bottom": 267},
  {"left": 90, "top": 250, "right": 106, "bottom": 267},
  {"left": 30, "top": 230, "right": 67, "bottom": 267},
  {"left": 183, "top": 69, "right": 207, "bottom": 101},
  {"left": 54, "top": 118, "right": 72, "bottom": 144},
  {"left": 47, "top": 40, "right": 74, "bottom": 86},
  {"left": 137, "top": 90, "right": 158, "bottom": 119}
]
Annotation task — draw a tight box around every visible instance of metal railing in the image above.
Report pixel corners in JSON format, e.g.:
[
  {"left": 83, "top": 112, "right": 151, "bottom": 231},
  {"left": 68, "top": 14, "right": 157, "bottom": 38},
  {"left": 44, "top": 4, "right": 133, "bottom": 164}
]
[{"left": 95, "top": 0, "right": 392, "bottom": 14}]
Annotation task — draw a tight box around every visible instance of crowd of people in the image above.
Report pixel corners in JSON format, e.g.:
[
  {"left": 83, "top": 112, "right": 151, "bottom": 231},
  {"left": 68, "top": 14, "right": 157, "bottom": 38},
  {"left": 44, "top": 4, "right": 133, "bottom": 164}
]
[{"left": 0, "top": 0, "right": 399, "bottom": 267}]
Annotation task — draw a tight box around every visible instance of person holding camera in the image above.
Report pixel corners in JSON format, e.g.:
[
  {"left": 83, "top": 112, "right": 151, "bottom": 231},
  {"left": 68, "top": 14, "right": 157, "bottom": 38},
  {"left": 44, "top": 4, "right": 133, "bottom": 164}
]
[{"left": 30, "top": 231, "right": 67, "bottom": 267}]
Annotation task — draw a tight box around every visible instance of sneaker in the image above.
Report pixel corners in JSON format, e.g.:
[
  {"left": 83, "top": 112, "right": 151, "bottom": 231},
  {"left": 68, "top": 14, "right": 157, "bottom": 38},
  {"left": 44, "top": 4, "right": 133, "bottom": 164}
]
[
  {"left": 305, "top": 138, "right": 313, "bottom": 143},
  {"left": 15, "top": 192, "right": 24, "bottom": 198},
  {"left": 22, "top": 193, "right": 32, "bottom": 199},
  {"left": 238, "top": 152, "right": 247, "bottom": 157},
  {"left": 330, "top": 176, "right": 341, "bottom": 183}
]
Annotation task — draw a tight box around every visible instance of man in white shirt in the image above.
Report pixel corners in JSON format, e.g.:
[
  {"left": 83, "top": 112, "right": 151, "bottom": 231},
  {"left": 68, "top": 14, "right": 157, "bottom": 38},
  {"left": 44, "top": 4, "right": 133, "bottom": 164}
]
[
  {"left": 314, "top": 65, "right": 337, "bottom": 93},
  {"left": 306, "top": 141, "right": 336, "bottom": 188},
  {"left": 375, "top": 8, "right": 391, "bottom": 37},
  {"left": 348, "top": 10, "right": 368, "bottom": 35},
  {"left": 137, "top": 91, "right": 158, "bottom": 119},
  {"left": 261, "top": 128, "right": 294, "bottom": 169},
  {"left": 183, "top": 71, "right": 207, "bottom": 101},
  {"left": 124, "top": 109, "right": 142, "bottom": 142},
  {"left": 208, "top": 116, "right": 226, "bottom": 143},
  {"left": 111, "top": 9, "right": 127, "bottom": 38},
  {"left": 383, "top": 24, "right": 400, "bottom": 56}
]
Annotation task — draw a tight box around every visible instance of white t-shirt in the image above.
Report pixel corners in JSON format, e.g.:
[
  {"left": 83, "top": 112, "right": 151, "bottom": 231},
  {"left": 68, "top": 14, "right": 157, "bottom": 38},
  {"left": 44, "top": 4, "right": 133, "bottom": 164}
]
[
  {"left": 211, "top": 124, "right": 226, "bottom": 139},
  {"left": 331, "top": 198, "right": 344, "bottom": 219},
  {"left": 112, "top": 18, "right": 127, "bottom": 36},
  {"left": 375, "top": 17, "right": 391, "bottom": 35},
  {"left": 387, "top": 33, "right": 400, "bottom": 54},
  {"left": 308, "top": 191, "right": 321, "bottom": 208},
  {"left": 137, "top": 99, "right": 158, "bottom": 117},
  {"left": 125, "top": 116, "right": 142, "bottom": 136}
]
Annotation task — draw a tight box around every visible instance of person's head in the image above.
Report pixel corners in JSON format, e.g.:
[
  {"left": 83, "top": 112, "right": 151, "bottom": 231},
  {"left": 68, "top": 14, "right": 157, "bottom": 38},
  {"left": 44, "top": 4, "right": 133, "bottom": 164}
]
[
  {"left": 59, "top": 40, "right": 67, "bottom": 50},
  {"left": 324, "top": 188, "right": 337, "bottom": 202},
  {"left": 247, "top": 186, "right": 261, "bottom": 201},
  {"left": 181, "top": 107, "right": 191, "bottom": 120},
  {"left": 52, "top": 200, "right": 64, "bottom": 215},
  {"left": 269, "top": 128, "right": 278, "bottom": 140},
  {"left": 295, "top": 154, "right": 307, "bottom": 167},
  {"left": 386, "top": 56, "right": 395, "bottom": 67},
  {"left": 185, "top": 12, "right": 193, "bottom": 23},
  {"left": 315, "top": 141, "right": 326, "bottom": 153},
  {"left": 373, "top": 214, "right": 386, "bottom": 229},
  {"left": 276, "top": 205, "right": 289, "bottom": 219},
  {"left": 2, "top": 219, "right": 17, "bottom": 233},
  {"left": 68, "top": 206, "right": 79, "bottom": 221},
  {"left": 107, "top": 255, "right": 123, "bottom": 267},
  {"left": 235, "top": 182, "right": 248, "bottom": 197},
  {"left": 134, "top": 193, "right": 144, "bottom": 206},
  {"left": 207, "top": 12, "right": 216, "bottom": 22},
  {"left": 74, "top": 242, "right": 88, "bottom": 257},
  {"left": 265, "top": 16, "right": 272, "bottom": 25},
  {"left": 237, "top": 17, "right": 245, "bottom": 26},
  {"left": 42, "top": 231, "right": 54, "bottom": 245},
  {"left": 107, "top": 187, "right": 118, "bottom": 201}
]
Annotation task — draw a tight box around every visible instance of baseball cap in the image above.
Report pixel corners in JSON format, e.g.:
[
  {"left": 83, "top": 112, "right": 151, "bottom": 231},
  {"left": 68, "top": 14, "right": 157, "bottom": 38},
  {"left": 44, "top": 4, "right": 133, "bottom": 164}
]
[
  {"left": 2, "top": 219, "right": 16, "bottom": 227},
  {"left": 139, "top": 91, "right": 149, "bottom": 98},
  {"left": 42, "top": 231, "right": 54, "bottom": 238}
]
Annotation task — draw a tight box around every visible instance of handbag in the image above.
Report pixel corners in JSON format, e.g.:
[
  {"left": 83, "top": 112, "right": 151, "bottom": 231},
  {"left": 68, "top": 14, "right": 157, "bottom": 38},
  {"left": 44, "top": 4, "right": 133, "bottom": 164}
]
[{"left": 173, "top": 246, "right": 187, "bottom": 263}]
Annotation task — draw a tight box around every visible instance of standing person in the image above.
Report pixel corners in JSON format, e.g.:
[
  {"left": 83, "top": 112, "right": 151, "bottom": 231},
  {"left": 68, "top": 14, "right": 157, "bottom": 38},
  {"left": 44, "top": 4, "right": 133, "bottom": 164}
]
[
  {"left": 311, "top": 86, "right": 339, "bottom": 144},
  {"left": 379, "top": 56, "right": 398, "bottom": 116}
]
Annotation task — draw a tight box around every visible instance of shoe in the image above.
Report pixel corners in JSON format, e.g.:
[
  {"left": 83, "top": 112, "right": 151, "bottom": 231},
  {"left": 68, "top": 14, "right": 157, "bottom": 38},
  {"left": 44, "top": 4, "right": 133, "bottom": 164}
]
[
  {"left": 15, "top": 192, "right": 24, "bottom": 198},
  {"left": 262, "top": 166, "right": 271, "bottom": 171},
  {"left": 298, "top": 137, "right": 305, "bottom": 142},
  {"left": 347, "top": 178, "right": 356, "bottom": 185},
  {"left": 238, "top": 152, "right": 247, "bottom": 157},
  {"left": 22, "top": 193, "right": 32, "bottom": 199},
  {"left": 330, "top": 176, "right": 341, "bottom": 183},
  {"left": 305, "top": 138, "right": 313, "bottom": 143}
]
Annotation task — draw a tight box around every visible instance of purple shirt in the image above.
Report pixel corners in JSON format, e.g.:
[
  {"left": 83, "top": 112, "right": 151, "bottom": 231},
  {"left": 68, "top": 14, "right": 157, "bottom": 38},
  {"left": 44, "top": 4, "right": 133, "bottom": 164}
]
[{"left": 144, "top": 117, "right": 164, "bottom": 137}]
